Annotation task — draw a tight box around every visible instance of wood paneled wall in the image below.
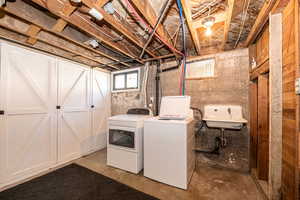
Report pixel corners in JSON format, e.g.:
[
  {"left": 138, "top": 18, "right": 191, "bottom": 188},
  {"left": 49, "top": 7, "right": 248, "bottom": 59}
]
[
  {"left": 250, "top": 81, "right": 258, "bottom": 169},
  {"left": 281, "top": 0, "right": 299, "bottom": 199},
  {"left": 257, "top": 74, "right": 269, "bottom": 180},
  {"left": 249, "top": 24, "right": 270, "bottom": 181},
  {"left": 256, "top": 26, "right": 270, "bottom": 66},
  {"left": 249, "top": 25, "right": 270, "bottom": 81}
]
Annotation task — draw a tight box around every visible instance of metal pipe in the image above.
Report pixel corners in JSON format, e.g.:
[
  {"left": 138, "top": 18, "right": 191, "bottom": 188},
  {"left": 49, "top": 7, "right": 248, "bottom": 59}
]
[
  {"left": 139, "top": 0, "right": 172, "bottom": 59},
  {"left": 155, "top": 61, "right": 161, "bottom": 116},
  {"left": 142, "top": 54, "right": 176, "bottom": 62},
  {"left": 97, "top": 53, "right": 177, "bottom": 68},
  {"left": 97, "top": 58, "right": 136, "bottom": 67}
]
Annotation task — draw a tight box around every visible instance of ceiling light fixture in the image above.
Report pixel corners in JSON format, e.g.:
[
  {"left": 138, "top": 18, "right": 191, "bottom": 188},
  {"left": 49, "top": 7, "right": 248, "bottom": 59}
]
[
  {"left": 85, "top": 39, "right": 99, "bottom": 48},
  {"left": 202, "top": 16, "right": 215, "bottom": 28},
  {"left": 103, "top": 2, "right": 115, "bottom": 14},
  {"left": 205, "top": 27, "right": 212, "bottom": 36},
  {"left": 70, "top": 0, "right": 81, "bottom": 3},
  {"left": 89, "top": 8, "right": 104, "bottom": 20},
  {"left": 202, "top": 16, "right": 215, "bottom": 37}
]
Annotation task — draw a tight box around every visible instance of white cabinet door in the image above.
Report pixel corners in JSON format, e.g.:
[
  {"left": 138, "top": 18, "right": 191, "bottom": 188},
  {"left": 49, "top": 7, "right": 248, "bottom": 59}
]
[
  {"left": 0, "top": 43, "right": 57, "bottom": 184},
  {"left": 91, "top": 69, "right": 111, "bottom": 151},
  {"left": 57, "top": 60, "right": 91, "bottom": 163}
]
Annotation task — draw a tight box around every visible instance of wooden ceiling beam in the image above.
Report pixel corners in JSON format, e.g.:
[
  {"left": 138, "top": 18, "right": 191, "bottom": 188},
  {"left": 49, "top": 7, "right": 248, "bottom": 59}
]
[
  {"left": 61, "top": 3, "right": 77, "bottom": 16},
  {"left": 0, "top": 23, "right": 110, "bottom": 68},
  {"left": 0, "top": 2, "right": 131, "bottom": 68},
  {"left": 26, "top": 24, "right": 41, "bottom": 45},
  {"left": 181, "top": 0, "right": 201, "bottom": 55},
  {"left": 221, "top": 0, "right": 235, "bottom": 50},
  {"left": 29, "top": 0, "right": 143, "bottom": 64},
  {"left": 52, "top": 18, "right": 68, "bottom": 32},
  {"left": 244, "top": 0, "right": 278, "bottom": 46},
  {"left": 81, "top": 0, "right": 157, "bottom": 58},
  {"left": 0, "top": 27, "right": 106, "bottom": 69},
  {"left": 0, "top": 13, "right": 119, "bottom": 69},
  {"left": 95, "top": 0, "right": 111, "bottom": 8},
  {"left": 129, "top": 0, "right": 181, "bottom": 56}
]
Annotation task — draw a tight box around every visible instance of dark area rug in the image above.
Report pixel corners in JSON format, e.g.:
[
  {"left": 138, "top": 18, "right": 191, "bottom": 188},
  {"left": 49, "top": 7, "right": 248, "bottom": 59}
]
[{"left": 0, "top": 164, "right": 159, "bottom": 200}]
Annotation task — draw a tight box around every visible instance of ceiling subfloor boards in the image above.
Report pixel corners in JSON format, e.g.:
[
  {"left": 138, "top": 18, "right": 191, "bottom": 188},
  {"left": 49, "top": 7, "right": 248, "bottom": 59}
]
[
  {"left": 244, "top": 0, "right": 278, "bottom": 46},
  {"left": 181, "top": 0, "right": 201, "bottom": 55},
  {"left": 0, "top": 8, "right": 120, "bottom": 70},
  {"left": 129, "top": 0, "right": 181, "bottom": 57},
  {"left": 1, "top": 1, "right": 132, "bottom": 68},
  {"left": 29, "top": 0, "right": 144, "bottom": 64},
  {"left": 81, "top": 0, "right": 158, "bottom": 58},
  {"left": 222, "top": 0, "right": 235, "bottom": 50}
]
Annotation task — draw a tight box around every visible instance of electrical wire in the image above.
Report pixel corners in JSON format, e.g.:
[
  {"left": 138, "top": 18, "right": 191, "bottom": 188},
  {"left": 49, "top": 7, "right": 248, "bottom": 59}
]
[
  {"left": 122, "top": 0, "right": 184, "bottom": 56},
  {"left": 176, "top": 0, "right": 187, "bottom": 96},
  {"left": 234, "top": 0, "right": 251, "bottom": 48}
]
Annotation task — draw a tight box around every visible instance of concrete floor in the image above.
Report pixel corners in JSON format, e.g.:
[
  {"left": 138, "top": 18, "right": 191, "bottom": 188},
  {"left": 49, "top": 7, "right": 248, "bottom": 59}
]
[{"left": 75, "top": 149, "right": 263, "bottom": 200}]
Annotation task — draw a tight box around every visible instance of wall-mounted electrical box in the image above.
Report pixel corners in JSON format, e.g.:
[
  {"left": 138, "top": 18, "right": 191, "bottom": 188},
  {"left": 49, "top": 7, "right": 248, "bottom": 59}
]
[
  {"left": 0, "top": 0, "right": 6, "bottom": 7},
  {"left": 295, "top": 78, "right": 300, "bottom": 95}
]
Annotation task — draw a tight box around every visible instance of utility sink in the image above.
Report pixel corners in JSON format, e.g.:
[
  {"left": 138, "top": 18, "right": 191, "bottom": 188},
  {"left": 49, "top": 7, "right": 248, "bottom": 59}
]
[{"left": 203, "top": 105, "right": 247, "bottom": 130}]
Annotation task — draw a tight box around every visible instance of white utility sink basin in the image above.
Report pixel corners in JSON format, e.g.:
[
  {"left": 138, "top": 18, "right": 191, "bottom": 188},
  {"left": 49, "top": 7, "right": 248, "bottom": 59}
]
[{"left": 203, "top": 105, "right": 247, "bottom": 130}]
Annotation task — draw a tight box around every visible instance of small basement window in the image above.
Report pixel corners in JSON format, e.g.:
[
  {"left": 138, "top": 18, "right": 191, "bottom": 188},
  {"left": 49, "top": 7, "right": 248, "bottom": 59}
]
[
  {"left": 186, "top": 58, "right": 215, "bottom": 80},
  {"left": 112, "top": 68, "right": 140, "bottom": 92}
]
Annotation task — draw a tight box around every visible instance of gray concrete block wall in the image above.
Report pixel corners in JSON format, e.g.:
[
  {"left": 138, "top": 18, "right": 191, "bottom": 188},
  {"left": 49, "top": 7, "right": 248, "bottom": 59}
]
[
  {"left": 160, "top": 48, "right": 250, "bottom": 172},
  {"left": 111, "top": 48, "right": 250, "bottom": 172}
]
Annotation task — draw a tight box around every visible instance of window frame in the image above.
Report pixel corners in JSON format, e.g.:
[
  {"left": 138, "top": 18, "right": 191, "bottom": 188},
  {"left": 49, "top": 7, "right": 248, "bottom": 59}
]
[
  {"left": 111, "top": 68, "right": 140, "bottom": 92},
  {"left": 185, "top": 57, "right": 216, "bottom": 80}
]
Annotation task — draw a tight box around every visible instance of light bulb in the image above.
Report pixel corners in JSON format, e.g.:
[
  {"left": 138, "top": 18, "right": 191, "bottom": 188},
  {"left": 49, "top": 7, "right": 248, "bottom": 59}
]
[
  {"left": 70, "top": 0, "right": 81, "bottom": 3},
  {"left": 205, "top": 27, "right": 212, "bottom": 36}
]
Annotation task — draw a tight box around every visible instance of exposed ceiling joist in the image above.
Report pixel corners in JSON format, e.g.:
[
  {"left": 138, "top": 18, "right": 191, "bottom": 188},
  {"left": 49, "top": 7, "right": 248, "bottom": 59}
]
[
  {"left": 129, "top": 0, "right": 181, "bottom": 56},
  {"left": 29, "top": 0, "right": 144, "bottom": 64},
  {"left": 61, "top": 3, "right": 77, "bottom": 16},
  {"left": 95, "top": 0, "right": 111, "bottom": 8},
  {"left": 0, "top": 2, "right": 131, "bottom": 68},
  {"left": 81, "top": 0, "right": 157, "bottom": 58},
  {"left": 181, "top": 0, "right": 201, "bottom": 55},
  {"left": 221, "top": 0, "right": 235, "bottom": 49},
  {"left": 0, "top": 19, "right": 119, "bottom": 69},
  {"left": 26, "top": 24, "right": 41, "bottom": 44},
  {"left": 0, "top": 28, "right": 106, "bottom": 69},
  {"left": 52, "top": 18, "right": 68, "bottom": 32},
  {"left": 244, "top": 0, "right": 277, "bottom": 46}
]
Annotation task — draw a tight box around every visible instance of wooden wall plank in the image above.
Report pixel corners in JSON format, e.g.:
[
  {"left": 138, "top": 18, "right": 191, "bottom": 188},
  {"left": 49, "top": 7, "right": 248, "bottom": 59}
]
[
  {"left": 281, "top": 0, "right": 299, "bottom": 199},
  {"left": 257, "top": 74, "right": 269, "bottom": 181},
  {"left": 250, "top": 81, "right": 258, "bottom": 169}
]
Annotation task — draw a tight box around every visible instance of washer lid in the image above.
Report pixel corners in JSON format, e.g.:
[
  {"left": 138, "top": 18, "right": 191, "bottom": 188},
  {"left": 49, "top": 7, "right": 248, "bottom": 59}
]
[
  {"left": 159, "top": 96, "right": 191, "bottom": 120},
  {"left": 109, "top": 114, "right": 151, "bottom": 122}
]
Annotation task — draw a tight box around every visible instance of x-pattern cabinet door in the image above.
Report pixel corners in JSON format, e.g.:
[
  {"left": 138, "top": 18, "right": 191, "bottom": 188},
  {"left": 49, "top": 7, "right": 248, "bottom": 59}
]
[
  {"left": 0, "top": 43, "right": 57, "bottom": 185},
  {"left": 91, "top": 69, "right": 111, "bottom": 151},
  {"left": 57, "top": 60, "right": 92, "bottom": 163}
]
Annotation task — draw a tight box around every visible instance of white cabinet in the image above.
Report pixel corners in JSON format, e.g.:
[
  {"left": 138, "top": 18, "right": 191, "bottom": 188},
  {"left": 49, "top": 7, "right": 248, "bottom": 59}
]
[
  {"left": 0, "top": 43, "right": 57, "bottom": 185},
  {"left": 91, "top": 69, "right": 111, "bottom": 151},
  {"left": 57, "top": 60, "right": 92, "bottom": 163},
  {"left": 0, "top": 42, "right": 111, "bottom": 188}
]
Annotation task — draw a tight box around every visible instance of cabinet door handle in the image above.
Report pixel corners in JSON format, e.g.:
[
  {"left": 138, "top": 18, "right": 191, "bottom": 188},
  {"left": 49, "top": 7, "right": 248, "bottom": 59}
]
[
  {"left": 0, "top": 110, "right": 4, "bottom": 115},
  {"left": 91, "top": 105, "right": 95, "bottom": 108},
  {"left": 56, "top": 106, "right": 61, "bottom": 110}
]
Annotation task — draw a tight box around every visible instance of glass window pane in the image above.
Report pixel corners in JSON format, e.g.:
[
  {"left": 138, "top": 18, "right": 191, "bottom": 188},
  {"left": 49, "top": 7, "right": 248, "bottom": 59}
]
[
  {"left": 126, "top": 72, "right": 138, "bottom": 88},
  {"left": 114, "top": 74, "right": 125, "bottom": 89}
]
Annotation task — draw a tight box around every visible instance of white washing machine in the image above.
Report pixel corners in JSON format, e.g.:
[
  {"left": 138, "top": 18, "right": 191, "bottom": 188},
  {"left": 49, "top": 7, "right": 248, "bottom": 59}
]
[
  {"left": 144, "top": 96, "right": 196, "bottom": 190},
  {"left": 107, "top": 108, "right": 151, "bottom": 174}
]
